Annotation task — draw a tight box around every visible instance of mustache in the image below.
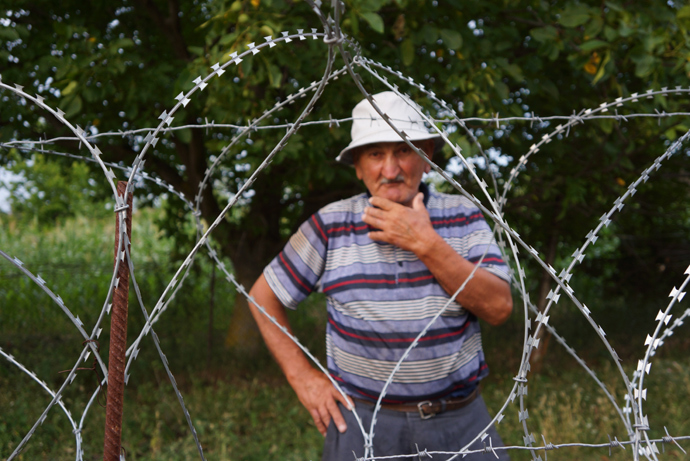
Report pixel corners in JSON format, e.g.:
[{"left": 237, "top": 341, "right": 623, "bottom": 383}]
[{"left": 380, "top": 175, "right": 405, "bottom": 185}]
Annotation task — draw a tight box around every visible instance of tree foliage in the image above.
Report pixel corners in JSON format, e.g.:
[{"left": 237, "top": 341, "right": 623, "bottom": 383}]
[{"left": 2, "top": 0, "right": 690, "bottom": 351}]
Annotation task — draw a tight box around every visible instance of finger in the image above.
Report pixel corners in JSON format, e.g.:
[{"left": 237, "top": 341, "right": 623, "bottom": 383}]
[
  {"left": 412, "top": 192, "right": 425, "bottom": 210},
  {"left": 363, "top": 206, "right": 386, "bottom": 219},
  {"left": 326, "top": 397, "right": 348, "bottom": 433},
  {"left": 333, "top": 390, "right": 354, "bottom": 411},
  {"left": 368, "top": 195, "right": 396, "bottom": 210},
  {"left": 367, "top": 231, "right": 389, "bottom": 243},
  {"left": 318, "top": 405, "right": 332, "bottom": 433},
  {"left": 362, "top": 212, "right": 384, "bottom": 228},
  {"left": 310, "top": 408, "right": 327, "bottom": 437}
]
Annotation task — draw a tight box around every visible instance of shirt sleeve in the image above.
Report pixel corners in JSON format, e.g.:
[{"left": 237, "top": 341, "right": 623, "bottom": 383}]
[
  {"left": 463, "top": 210, "right": 511, "bottom": 283},
  {"left": 263, "top": 212, "right": 328, "bottom": 309}
]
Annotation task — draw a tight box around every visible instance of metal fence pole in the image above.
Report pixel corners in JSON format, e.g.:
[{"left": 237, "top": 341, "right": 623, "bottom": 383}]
[{"left": 103, "top": 181, "right": 133, "bottom": 461}]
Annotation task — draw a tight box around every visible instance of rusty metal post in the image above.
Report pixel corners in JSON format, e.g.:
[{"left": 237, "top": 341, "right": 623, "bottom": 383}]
[{"left": 104, "top": 181, "right": 133, "bottom": 461}]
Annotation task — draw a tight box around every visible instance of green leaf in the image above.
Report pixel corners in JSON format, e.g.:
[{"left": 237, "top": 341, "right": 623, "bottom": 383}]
[
  {"left": 81, "top": 86, "right": 99, "bottom": 103},
  {"left": 267, "top": 63, "right": 282, "bottom": 89},
  {"left": 592, "top": 50, "right": 611, "bottom": 85},
  {"left": 643, "top": 34, "right": 665, "bottom": 53},
  {"left": 494, "top": 81, "right": 509, "bottom": 99},
  {"left": 584, "top": 16, "right": 604, "bottom": 37},
  {"left": 349, "top": 10, "right": 360, "bottom": 36},
  {"left": 495, "top": 57, "right": 524, "bottom": 81},
  {"left": 360, "top": 12, "right": 384, "bottom": 34},
  {"left": 112, "top": 38, "right": 134, "bottom": 49},
  {"left": 494, "top": 41, "right": 513, "bottom": 52},
  {"left": 678, "top": 5, "right": 690, "bottom": 20},
  {"left": 360, "top": 0, "right": 387, "bottom": 10},
  {"left": 439, "top": 29, "right": 462, "bottom": 50},
  {"left": 111, "top": 58, "right": 126, "bottom": 74},
  {"left": 401, "top": 38, "right": 414, "bottom": 66},
  {"left": 558, "top": 4, "right": 591, "bottom": 27},
  {"left": 419, "top": 24, "right": 438, "bottom": 44},
  {"left": 530, "top": 26, "right": 558, "bottom": 43},
  {"left": 60, "top": 95, "right": 83, "bottom": 119},
  {"left": 603, "top": 26, "right": 618, "bottom": 41},
  {"left": 220, "top": 32, "right": 238, "bottom": 46},
  {"left": 188, "top": 46, "right": 205, "bottom": 56},
  {"left": 55, "top": 63, "right": 76, "bottom": 81},
  {"left": 544, "top": 41, "right": 560, "bottom": 61},
  {"left": 540, "top": 79, "right": 559, "bottom": 100},
  {"left": 0, "top": 27, "right": 20, "bottom": 41},
  {"left": 604, "top": 1, "right": 625, "bottom": 12},
  {"left": 599, "top": 118, "right": 614, "bottom": 134},
  {"left": 632, "top": 54, "right": 656, "bottom": 77},
  {"left": 579, "top": 40, "right": 609, "bottom": 52},
  {"left": 62, "top": 81, "right": 79, "bottom": 96},
  {"left": 618, "top": 21, "right": 635, "bottom": 37},
  {"left": 447, "top": 75, "right": 466, "bottom": 92},
  {"left": 241, "top": 53, "right": 254, "bottom": 74},
  {"left": 464, "top": 96, "right": 475, "bottom": 116}
]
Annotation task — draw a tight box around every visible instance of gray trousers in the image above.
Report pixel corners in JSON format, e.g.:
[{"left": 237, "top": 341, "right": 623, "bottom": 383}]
[{"left": 322, "top": 395, "right": 509, "bottom": 461}]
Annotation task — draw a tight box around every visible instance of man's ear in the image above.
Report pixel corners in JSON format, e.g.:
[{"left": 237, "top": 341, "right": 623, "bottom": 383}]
[
  {"left": 353, "top": 152, "right": 364, "bottom": 180},
  {"left": 424, "top": 139, "right": 434, "bottom": 173},
  {"left": 355, "top": 164, "right": 363, "bottom": 180}
]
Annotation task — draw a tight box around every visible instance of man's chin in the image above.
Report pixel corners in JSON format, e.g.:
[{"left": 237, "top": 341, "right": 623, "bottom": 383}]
[{"left": 373, "top": 190, "right": 415, "bottom": 206}]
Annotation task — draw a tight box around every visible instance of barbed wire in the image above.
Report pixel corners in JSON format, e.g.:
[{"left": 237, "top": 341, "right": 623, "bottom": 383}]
[
  {"left": 3, "top": 109, "right": 690, "bottom": 150},
  {"left": 1, "top": 0, "right": 688, "bottom": 459}
]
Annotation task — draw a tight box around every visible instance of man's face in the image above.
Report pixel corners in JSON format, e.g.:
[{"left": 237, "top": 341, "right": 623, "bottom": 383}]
[{"left": 353, "top": 140, "right": 433, "bottom": 207}]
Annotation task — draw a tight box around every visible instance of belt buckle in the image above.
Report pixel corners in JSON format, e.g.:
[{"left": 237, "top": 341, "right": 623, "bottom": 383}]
[{"left": 417, "top": 400, "right": 435, "bottom": 420}]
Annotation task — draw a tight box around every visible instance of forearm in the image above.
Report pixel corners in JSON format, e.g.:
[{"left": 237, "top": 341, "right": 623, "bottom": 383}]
[
  {"left": 247, "top": 273, "right": 352, "bottom": 435},
  {"left": 247, "top": 274, "right": 315, "bottom": 385},
  {"left": 417, "top": 232, "right": 513, "bottom": 326}
]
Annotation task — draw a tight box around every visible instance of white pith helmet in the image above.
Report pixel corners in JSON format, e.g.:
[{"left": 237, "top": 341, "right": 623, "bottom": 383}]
[{"left": 336, "top": 91, "right": 445, "bottom": 165}]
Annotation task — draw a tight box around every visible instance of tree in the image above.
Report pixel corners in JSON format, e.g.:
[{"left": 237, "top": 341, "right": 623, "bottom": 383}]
[{"left": 2, "top": 0, "right": 689, "bottom": 357}]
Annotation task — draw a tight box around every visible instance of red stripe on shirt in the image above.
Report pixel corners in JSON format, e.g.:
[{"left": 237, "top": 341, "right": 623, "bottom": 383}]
[
  {"left": 329, "top": 318, "right": 469, "bottom": 343},
  {"left": 327, "top": 224, "right": 369, "bottom": 233},
  {"left": 324, "top": 274, "right": 434, "bottom": 292},
  {"left": 311, "top": 215, "right": 328, "bottom": 242},
  {"left": 431, "top": 212, "right": 482, "bottom": 226},
  {"left": 473, "top": 257, "right": 505, "bottom": 264},
  {"left": 279, "top": 253, "right": 311, "bottom": 292}
]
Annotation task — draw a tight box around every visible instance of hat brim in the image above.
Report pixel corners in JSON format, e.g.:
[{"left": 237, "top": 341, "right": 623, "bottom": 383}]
[{"left": 336, "top": 132, "right": 445, "bottom": 165}]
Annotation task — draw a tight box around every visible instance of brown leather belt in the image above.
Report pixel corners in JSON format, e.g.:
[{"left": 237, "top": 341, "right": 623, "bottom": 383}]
[{"left": 353, "top": 388, "right": 480, "bottom": 420}]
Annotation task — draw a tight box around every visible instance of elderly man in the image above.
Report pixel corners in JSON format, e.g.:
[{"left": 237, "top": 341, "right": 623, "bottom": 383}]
[{"left": 248, "top": 91, "right": 512, "bottom": 460}]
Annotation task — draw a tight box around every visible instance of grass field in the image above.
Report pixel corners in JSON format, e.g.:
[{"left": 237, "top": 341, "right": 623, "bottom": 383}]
[
  {"left": 3, "top": 347, "right": 689, "bottom": 460},
  {"left": 2, "top": 211, "right": 689, "bottom": 460}
]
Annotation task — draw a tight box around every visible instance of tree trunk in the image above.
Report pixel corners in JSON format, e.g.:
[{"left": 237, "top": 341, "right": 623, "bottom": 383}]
[
  {"left": 220, "top": 179, "right": 287, "bottom": 355},
  {"left": 224, "top": 263, "right": 264, "bottom": 355}
]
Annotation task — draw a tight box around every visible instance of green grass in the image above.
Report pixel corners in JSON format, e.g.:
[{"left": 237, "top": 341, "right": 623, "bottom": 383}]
[
  {"left": 483, "top": 357, "right": 690, "bottom": 460},
  {"left": 3, "top": 350, "right": 690, "bottom": 460}
]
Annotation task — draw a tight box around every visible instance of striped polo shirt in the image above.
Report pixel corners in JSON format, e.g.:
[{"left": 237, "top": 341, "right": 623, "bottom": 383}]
[{"left": 264, "top": 184, "right": 509, "bottom": 403}]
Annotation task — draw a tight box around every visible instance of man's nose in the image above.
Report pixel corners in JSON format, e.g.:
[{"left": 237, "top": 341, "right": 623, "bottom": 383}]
[{"left": 381, "top": 152, "right": 401, "bottom": 178}]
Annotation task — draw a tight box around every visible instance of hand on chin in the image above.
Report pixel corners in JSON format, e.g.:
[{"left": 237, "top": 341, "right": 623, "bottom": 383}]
[{"left": 374, "top": 184, "right": 414, "bottom": 206}]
